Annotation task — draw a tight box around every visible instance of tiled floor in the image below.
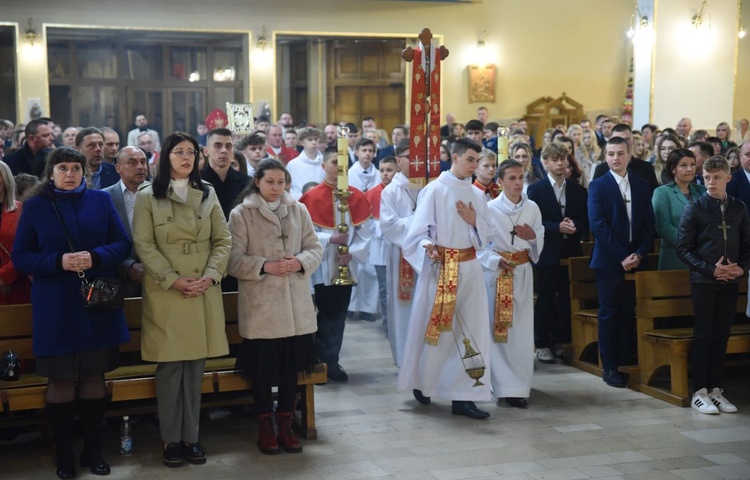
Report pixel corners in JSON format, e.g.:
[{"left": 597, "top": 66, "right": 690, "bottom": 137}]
[{"left": 2, "top": 319, "right": 749, "bottom": 480}]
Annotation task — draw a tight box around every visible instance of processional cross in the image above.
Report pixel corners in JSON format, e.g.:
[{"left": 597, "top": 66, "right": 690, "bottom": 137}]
[{"left": 402, "top": 28, "right": 449, "bottom": 187}]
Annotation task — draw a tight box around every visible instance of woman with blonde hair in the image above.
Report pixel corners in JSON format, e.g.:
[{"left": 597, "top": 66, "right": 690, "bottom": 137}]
[
  {"left": 715, "top": 122, "right": 737, "bottom": 155},
  {"left": 632, "top": 132, "right": 650, "bottom": 161},
  {"left": 578, "top": 129, "right": 600, "bottom": 186},
  {"left": 510, "top": 140, "right": 542, "bottom": 194}
]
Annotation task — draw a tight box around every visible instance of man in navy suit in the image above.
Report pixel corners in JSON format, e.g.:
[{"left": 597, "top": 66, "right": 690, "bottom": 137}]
[
  {"left": 528, "top": 141, "right": 588, "bottom": 363},
  {"left": 588, "top": 137, "right": 655, "bottom": 387},
  {"left": 726, "top": 142, "right": 750, "bottom": 209},
  {"left": 377, "top": 125, "right": 408, "bottom": 163},
  {"left": 593, "top": 123, "right": 659, "bottom": 195},
  {"left": 76, "top": 127, "right": 120, "bottom": 190}
]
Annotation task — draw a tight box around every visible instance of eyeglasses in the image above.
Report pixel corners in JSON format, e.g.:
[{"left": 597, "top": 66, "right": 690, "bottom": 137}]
[{"left": 171, "top": 149, "right": 197, "bottom": 158}]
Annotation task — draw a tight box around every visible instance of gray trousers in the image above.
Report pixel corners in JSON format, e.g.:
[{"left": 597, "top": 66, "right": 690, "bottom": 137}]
[{"left": 155, "top": 359, "right": 206, "bottom": 444}]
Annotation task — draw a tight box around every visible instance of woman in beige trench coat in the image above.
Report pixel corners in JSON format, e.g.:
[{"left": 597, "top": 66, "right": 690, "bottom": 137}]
[{"left": 133, "top": 132, "right": 231, "bottom": 468}]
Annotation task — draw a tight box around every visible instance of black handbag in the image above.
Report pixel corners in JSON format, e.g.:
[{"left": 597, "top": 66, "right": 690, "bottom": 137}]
[{"left": 52, "top": 201, "right": 124, "bottom": 310}]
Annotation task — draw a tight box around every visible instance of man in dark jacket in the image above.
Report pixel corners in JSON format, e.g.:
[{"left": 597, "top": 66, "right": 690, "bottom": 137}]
[
  {"left": 76, "top": 127, "right": 120, "bottom": 190},
  {"left": 528, "top": 141, "right": 588, "bottom": 363},
  {"left": 677, "top": 156, "right": 750, "bottom": 415},
  {"left": 593, "top": 123, "right": 659, "bottom": 195},
  {"left": 4, "top": 118, "right": 55, "bottom": 177}
]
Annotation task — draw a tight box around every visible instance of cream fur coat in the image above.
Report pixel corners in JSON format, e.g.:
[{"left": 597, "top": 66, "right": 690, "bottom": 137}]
[{"left": 227, "top": 191, "right": 322, "bottom": 340}]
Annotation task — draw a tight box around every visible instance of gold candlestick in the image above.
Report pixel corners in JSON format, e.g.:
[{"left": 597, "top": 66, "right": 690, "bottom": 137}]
[
  {"left": 333, "top": 126, "right": 355, "bottom": 286},
  {"left": 497, "top": 126, "right": 510, "bottom": 164}
]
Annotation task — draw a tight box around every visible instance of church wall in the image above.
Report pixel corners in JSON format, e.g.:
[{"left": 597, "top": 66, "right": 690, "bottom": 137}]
[
  {"left": 734, "top": 0, "right": 750, "bottom": 129},
  {"left": 7, "top": 0, "right": 739, "bottom": 129}
]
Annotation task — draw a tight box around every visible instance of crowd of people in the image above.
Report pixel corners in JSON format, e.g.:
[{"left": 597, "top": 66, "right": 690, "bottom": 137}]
[{"left": 0, "top": 108, "right": 749, "bottom": 479}]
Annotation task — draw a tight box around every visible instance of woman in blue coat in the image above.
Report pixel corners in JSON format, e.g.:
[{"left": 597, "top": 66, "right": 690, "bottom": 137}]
[
  {"left": 12, "top": 147, "right": 131, "bottom": 479},
  {"left": 652, "top": 149, "right": 706, "bottom": 270}
]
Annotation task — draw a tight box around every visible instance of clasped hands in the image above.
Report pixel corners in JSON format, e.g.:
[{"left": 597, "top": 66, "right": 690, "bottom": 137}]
[
  {"left": 714, "top": 256, "right": 743, "bottom": 281},
  {"left": 264, "top": 256, "right": 303, "bottom": 276},
  {"left": 62, "top": 251, "right": 92, "bottom": 273},
  {"left": 559, "top": 218, "right": 577, "bottom": 235},
  {"left": 173, "top": 276, "right": 214, "bottom": 298},
  {"left": 621, "top": 253, "right": 641, "bottom": 272}
]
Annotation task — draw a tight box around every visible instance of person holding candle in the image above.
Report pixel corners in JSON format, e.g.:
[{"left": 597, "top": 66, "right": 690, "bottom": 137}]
[{"left": 299, "top": 146, "right": 371, "bottom": 382}]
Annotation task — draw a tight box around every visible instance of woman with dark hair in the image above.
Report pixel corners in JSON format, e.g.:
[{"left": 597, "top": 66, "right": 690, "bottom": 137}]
[
  {"left": 652, "top": 148, "right": 706, "bottom": 270},
  {"left": 559, "top": 136, "right": 584, "bottom": 186},
  {"left": 654, "top": 133, "right": 682, "bottom": 186},
  {"left": 0, "top": 161, "right": 30, "bottom": 304},
  {"left": 132, "top": 133, "right": 231, "bottom": 468},
  {"left": 227, "top": 159, "right": 321, "bottom": 454},
  {"left": 12, "top": 147, "right": 131, "bottom": 479}
]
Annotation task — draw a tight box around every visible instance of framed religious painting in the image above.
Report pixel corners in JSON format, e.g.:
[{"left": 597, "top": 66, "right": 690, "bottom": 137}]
[
  {"left": 226, "top": 102, "right": 254, "bottom": 135},
  {"left": 467, "top": 64, "right": 496, "bottom": 103}
]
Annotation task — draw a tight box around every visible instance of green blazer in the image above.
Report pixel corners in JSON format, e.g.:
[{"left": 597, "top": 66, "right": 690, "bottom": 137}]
[{"left": 652, "top": 181, "right": 707, "bottom": 270}]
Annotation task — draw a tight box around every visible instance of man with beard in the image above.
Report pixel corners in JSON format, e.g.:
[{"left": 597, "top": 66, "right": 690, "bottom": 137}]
[{"left": 127, "top": 113, "right": 161, "bottom": 150}]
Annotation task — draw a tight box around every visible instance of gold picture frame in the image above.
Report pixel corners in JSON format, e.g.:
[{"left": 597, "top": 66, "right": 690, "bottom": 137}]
[
  {"left": 467, "top": 64, "right": 496, "bottom": 103},
  {"left": 226, "top": 102, "right": 254, "bottom": 135}
]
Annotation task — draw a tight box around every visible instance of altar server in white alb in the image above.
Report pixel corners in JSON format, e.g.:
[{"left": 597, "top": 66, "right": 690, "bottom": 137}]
[
  {"left": 479, "top": 159, "right": 544, "bottom": 409},
  {"left": 397, "top": 138, "right": 494, "bottom": 420},
  {"left": 347, "top": 136, "right": 381, "bottom": 320},
  {"left": 285, "top": 127, "right": 324, "bottom": 199},
  {"left": 380, "top": 140, "right": 421, "bottom": 366}
]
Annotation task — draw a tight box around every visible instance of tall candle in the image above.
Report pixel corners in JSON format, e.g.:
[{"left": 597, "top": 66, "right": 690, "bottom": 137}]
[
  {"left": 337, "top": 126, "right": 350, "bottom": 192},
  {"left": 497, "top": 126, "right": 509, "bottom": 164}
]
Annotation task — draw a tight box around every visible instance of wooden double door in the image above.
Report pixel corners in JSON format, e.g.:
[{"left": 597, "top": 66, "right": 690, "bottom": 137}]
[{"left": 326, "top": 40, "right": 406, "bottom": 133}]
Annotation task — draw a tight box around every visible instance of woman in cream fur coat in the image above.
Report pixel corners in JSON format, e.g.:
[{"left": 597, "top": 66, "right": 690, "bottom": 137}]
[{"left": 227, "top": 158, "right": 322, "bottom": 455}]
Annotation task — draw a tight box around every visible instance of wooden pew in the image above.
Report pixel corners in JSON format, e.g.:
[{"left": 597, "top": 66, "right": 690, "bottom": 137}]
[
  {"left": 0, "top": 293, "right": 327, "bottom": 439},
  {"left": 634, "top": 270, "right": 750, "bottom": 406},
  {"left": 567, "top": 253, "right": 660, "bottom": 377}
]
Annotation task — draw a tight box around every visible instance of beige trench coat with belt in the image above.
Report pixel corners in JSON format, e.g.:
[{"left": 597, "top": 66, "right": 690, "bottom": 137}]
[{"left": 133, "top": 181, "right": 231, "bottom": 362}]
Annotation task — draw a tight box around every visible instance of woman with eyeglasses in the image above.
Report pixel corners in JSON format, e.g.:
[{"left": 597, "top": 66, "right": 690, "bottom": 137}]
[
  {"left": 653, "top": 133, "right": 682, "bottom": 186},
  {"left": 132, "top": 132, "right": 231, "bottom": 468}
]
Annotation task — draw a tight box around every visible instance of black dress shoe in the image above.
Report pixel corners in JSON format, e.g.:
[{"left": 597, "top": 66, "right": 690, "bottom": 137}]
[
  {"left": 451, "top": 401, "right": 490, "bottom": 419},
  {"left": 603, "top": 369, "right": 626, "bottom": 388},
  {"left": 80, "top": 452, "right": 111, "bottom": 476},
  {"left": 56, "top": 466, "right": 75, "bottom": 480},
  {"left": 413, "top": 389, "right": 431, "bottom": 405},
  {"left": 163, "top": 442, "right": 184, "bottom": 468},
  {"left": 183, "top": 442, "right": 207, "bottom": 465},
  {"left": 505, "top": 397, "right": 528, "bottom": 409},
  {"left": 327, "top": 364, "right": 349, "bottom": 382}
]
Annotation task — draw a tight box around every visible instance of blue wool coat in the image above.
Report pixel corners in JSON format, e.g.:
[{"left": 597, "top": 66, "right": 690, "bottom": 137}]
[{"left": 12, "top": 189, "right": 132, "bottom": 358}]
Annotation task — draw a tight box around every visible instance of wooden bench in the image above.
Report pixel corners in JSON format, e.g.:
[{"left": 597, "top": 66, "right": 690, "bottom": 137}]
[
  {"left": 567, "top": 253, "right": 660, "bottom": 377},
  {"left": 0, "top": 293, "right": 327, "bottom": 439},
  {"left": 634, "top": 270, "right": 750, "bottom": 406}
]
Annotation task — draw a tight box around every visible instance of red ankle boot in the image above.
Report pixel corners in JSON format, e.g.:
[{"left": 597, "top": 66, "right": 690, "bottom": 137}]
[
  {"left": 257, "top": 413, "right": 280, "bottom": 455},
  {"left": 276, "top": 411, "right": 302, "bottom": 453}
]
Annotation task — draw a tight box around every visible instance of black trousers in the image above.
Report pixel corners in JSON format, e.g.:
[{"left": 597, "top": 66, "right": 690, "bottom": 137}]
[
  {"left": 594, "top": 269, "right": 635, "bottom": 371},
  {"left": 690, "top": 282, "right": 738, "bottom": 392},
  {"left": 313, "top": 284, "right": 353, "bottom": 366},
  {"left": 533, "top": 265, "right": 572, "bottom": 348}
]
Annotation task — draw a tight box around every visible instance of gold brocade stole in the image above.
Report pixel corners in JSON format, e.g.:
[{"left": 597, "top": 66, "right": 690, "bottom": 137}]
[
  {"left": 425, "top": 246, "right": 476, "bottom": 345},
  {"left": 398, "top": 253, "right": 415, "bottom": 302},
  {"left": 493, "top": 250, "right": 531, "bottom": 343}
]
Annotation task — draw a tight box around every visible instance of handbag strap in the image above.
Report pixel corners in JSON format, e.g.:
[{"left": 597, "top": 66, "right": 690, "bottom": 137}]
[{"left": 51, "top": 201, "right": 88, "bottom": 282}]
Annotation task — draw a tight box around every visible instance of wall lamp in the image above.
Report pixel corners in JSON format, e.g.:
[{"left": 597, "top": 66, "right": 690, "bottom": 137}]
[
  {"left": 477, "top": 30, "right": 487, "bottom": 49},
  {"left": 23, "top": 18, "right": 38, "bottom": 46},
  {"left": 692, "top": 0, "right": 710, "bottom": 30},
  {"left": 626, "top": 1, "right": 649, "bottom": 39},
  {"left": 256, "top": 26, "right": 268, "bottom": 51}
]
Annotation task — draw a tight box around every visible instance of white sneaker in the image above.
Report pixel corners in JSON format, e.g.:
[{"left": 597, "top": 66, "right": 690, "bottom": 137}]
[
  {"left": 709, "top": 388, "right": 738, "bottom": 413},
  {"left": 536, "top": 348, "right": 555, "bottom": 364},
  {"left": 691, "top": 388, "right": 720, "bottom": 415}
]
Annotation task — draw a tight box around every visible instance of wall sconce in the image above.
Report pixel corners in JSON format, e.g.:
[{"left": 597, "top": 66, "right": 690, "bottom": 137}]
[
  {"left": 477, "top": 30, "right": 487, "bottom": 49},
  {"left": 256, "top": 26, "right": 268, "bottom": 51},
  {"left": 692, "top": 0, "right": 710, "bottom": 30},
  {"left": 626, "top": 1, "right": 649, "bottom": 39},
  {"left": 23, "top": 18, "right": 38, "bottom": 46},
  {"left": 739, "top": 1, "right": 747, "bottom": 39}
]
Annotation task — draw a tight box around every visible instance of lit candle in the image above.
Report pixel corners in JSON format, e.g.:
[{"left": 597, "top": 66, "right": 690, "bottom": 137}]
[
  {"left": 497, "top": 126, "right": 509, "bottom": 164},
  {"left": 336, "top": 126, "right": 350, "bottom": 192}
]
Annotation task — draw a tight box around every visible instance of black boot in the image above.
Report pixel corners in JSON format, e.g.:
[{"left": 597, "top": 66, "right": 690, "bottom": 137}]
[
  {"left": 78, "top": 398, "right": 111, "bottom": 476},
  {"left": 47, "top": 401, "right": 76, "bottom": 480}
]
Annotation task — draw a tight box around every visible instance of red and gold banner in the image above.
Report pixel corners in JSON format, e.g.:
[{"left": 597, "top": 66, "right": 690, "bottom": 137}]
[
  {"left": 398, "top": 255, "right": 415, "bottom": 302},
  {"left": 408, "top": 45, "right": 442, "bottom": 187},
  {"left": 493, "top": 250, "right": 530, "bottom": 343},
  {"left": 425, "top": 246, "right": 476, "bottom": 345}
]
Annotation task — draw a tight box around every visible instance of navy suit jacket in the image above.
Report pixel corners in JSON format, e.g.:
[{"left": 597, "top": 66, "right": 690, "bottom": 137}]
[
  {"left": 727, "top": 169, "right": 750, "bottom": 214},
  {"left": 377, "top": 145, "right": 395, "bottom": 163},
  {"left": 98, "top": 163, "right": 121, "bottom": 190},
  {"left": 528, "top": 178, "right": 589, "bottom": 267},
  {"left": 588, "top": 172, "right": 655, "bottom": 270}
]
